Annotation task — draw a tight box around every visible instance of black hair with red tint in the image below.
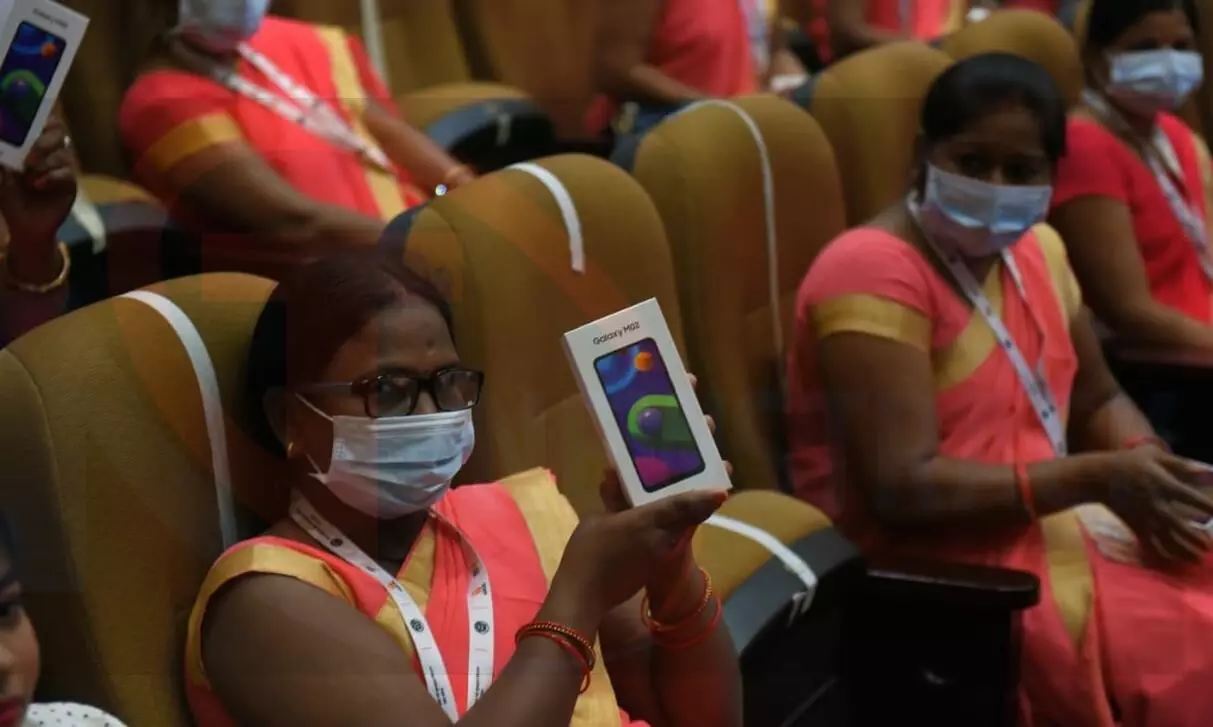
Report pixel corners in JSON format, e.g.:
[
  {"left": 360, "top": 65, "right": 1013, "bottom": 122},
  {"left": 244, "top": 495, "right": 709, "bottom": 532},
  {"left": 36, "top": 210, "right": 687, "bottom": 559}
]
[{"left": 245, "top": 252, "right": 453, "bottom": 454}]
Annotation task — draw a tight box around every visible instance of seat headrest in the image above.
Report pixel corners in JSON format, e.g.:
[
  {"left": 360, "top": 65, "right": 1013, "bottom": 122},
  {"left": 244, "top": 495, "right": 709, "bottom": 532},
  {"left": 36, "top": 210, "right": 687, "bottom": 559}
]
[
  {"left": 631, "top": 95, "right": 845, "bottom": 492},
  {"left": 398, "top": 154, "right": 682, "bottom": 514},
  {"left": 942, "top": 9, "right": 1083, "bottom": 108},
  {"left": 0, "top": 273, "right": 278, "bottom": 723},
  {"left": 807, "top": 42, "right": 952, "bottom": 224}
]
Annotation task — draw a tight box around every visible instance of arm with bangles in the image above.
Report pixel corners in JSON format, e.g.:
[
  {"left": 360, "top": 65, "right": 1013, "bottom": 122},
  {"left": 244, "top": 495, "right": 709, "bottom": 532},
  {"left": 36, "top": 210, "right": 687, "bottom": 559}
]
[
  {"left": 600, "top": 557, "right": 741, "bottom": 727},
  {"left": 203, "top": 488, "right": 727, "bottom": 727},
  {"left": 818, "top": 324, "right": 1213, "bottom": 561},
  {"left": 203, "top": 568, "right": 604, "bottom": 727},
  {"left": 161, "top": 142, "right": 388, "bottom": 254},
  {"left": 818, "top": 331, "right": 1108, "bottom": 532},
  {"left": 362, "top": 101, "right": 474, "bottom": 194},
  {"left": 0, "top": 117, "right": 76, "bottom": 344},
  {"left": 595, "top": 0, "right": 709, "bottom": 107}
]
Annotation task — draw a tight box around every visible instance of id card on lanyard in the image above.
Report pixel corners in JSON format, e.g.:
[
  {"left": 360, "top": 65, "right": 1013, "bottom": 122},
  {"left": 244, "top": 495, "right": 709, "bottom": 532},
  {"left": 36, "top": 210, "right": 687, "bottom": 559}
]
[
  {"left": 1081, "top": 89, "right": 1213, "bottom": 283},
  {"left": 289, "top": 494, "right": 494, "bottom": 720},
  {"left": 910, "top": 204, "right": 1068, "bottom": 457}
]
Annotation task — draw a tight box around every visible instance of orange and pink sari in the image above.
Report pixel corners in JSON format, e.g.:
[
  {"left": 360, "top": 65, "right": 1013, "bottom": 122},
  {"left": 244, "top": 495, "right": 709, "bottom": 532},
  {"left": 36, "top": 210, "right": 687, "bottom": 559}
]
[
  {"left": 119, "top": 17, "right": 425, "bottom": 275},
  {"left": 185, "top": 469, "right": 646, "bottom": 727},
  {"left": 786, "top": 224, "right": 1213, "bottom": 725}
]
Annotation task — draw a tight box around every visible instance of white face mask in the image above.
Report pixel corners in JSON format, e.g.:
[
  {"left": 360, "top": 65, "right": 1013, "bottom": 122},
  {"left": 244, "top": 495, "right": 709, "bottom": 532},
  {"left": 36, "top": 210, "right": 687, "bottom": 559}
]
[
  {"left": 912, "top": 164, "right": 1052, "bottom": 258},
  {"left": 177, "top": 0, "right": 272, "bottom": 53},
  {"left": 297, "top": 396, "right": 476, "bottom": 519},
  {"left": 1107, "top": 49, "right": 1204, "bottom": 115}
]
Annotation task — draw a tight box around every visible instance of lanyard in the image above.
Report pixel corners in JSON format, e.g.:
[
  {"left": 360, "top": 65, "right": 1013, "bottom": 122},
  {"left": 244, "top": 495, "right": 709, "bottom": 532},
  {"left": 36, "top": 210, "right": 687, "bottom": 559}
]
[
  {"left": 289, "top": 494, "right": 494, "bottom": 720},
  {"left": 211, "top": 44, "right": 393, "bottom": 173},
  {"left": 1082, "top": 89, "right": 1213, "bottom": 283},
  {"left": 909, "top": 201, "right": 1068, "bottom": 457}
]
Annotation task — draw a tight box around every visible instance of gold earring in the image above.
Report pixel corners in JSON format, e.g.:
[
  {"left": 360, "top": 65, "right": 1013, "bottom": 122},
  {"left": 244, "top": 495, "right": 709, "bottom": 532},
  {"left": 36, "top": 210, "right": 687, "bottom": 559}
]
[{"left": 286, "top": 441, "right": 296, "bottom": 458}]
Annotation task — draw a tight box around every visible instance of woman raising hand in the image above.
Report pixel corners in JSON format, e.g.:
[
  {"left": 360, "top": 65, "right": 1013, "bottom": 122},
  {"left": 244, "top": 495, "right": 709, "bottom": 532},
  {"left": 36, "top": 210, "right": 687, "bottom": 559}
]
[
  {"left": 188, "top": 253, "right": 742, "bottom": 727},
  {"left": 0, "top": 115, "right": 76, "bottom": 345}
]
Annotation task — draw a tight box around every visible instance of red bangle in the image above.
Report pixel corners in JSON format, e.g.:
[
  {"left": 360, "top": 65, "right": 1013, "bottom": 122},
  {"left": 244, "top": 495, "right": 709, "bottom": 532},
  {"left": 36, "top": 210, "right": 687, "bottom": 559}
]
[
  {"left": 1122, "top": 435, "right": 1169, "bottom": 451},
  {"left": 651, "top": 594, "right": 723, "bottom": 650},
  {"left": 641, "top": 567, "right": 713, "bottom": 633},
  {"left": 524, "top": 630, "right": 592, "bottom": 693},
  {"left": 516, "top": 620, "right": 596, "bottom": 671},
  {"left": 1014, "top": 461, "right": 1037, "bottom": 521}
]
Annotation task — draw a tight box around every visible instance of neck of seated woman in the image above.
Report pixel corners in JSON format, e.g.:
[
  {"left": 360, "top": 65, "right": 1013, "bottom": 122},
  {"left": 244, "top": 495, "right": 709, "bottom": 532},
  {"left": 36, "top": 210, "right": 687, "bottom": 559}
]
[
  {"left": 271, "top": 475, "right": 430, "bottom": 574},
  {"left": 154, "top": 34, "right": 239, "bottom": 76},
  {"left": 884, "top": 204, "right": 1002, "bottom": 286}
]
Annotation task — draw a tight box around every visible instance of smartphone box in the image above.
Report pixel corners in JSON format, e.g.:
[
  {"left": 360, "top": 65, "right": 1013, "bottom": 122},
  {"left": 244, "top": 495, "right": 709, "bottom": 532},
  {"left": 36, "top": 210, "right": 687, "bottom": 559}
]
[
  {"left": 0, "top": 0, "right": 88, "bottom": 170},
  {"left": 563, "top": 298, "right": 732, "bottom": 507}
]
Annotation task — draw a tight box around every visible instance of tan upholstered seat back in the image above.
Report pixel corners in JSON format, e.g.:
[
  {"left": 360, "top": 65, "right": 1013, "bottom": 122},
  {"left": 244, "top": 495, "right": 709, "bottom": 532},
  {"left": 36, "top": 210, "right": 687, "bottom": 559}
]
[
  {"left": 275, "top": 0, "right": 472, "bottom": 92},
  {"left": 453, "top": 0, "right": 599, "bottom": 136},
  {"left": 808, "top": 42, "right": 952, "bottom": 225},
  {"left": 0, "top": 274, "right": 280, "bottom": 725},
  {"left": 942, "top": 10, "right": 1083, "bottom": 108},
  {"left": 400, "top": 155, "right": 684, "bottom": 516},
  {"left": 630, "top": 96, "right": 845, "bottom": 491}
]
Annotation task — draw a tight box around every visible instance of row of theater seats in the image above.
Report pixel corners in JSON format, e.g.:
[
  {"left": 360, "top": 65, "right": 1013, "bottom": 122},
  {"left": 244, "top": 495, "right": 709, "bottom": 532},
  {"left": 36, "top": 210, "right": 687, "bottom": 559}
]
[{"left": 4, "top": 10, "right": 1092, "bottom": 727}]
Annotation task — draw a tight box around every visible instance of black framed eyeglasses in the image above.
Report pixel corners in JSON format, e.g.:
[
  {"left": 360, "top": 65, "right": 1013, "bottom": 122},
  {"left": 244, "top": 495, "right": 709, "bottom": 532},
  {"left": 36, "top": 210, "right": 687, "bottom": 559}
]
[{"left": 301, "top": 366, "right": 484, "bottom": 418}]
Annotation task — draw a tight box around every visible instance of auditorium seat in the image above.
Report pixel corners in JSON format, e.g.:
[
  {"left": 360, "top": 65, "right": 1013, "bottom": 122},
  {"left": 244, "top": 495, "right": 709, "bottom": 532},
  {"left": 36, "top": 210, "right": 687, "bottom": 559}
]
[
  {"left": 451, "top": 0, "right": 599, "bottom": 141},
  {"left": 276, "top": 0, "right": 557, "bottom": 170},
  {"left": 942, "top": 9, "right": 1083, "bottom": 108},
  {"left": 623, "top": 95, "right": 845, "bottom": 493},
  {"left": 0, "top": 273, "right": 282, "bottom": 725},
  {"left": 804, "top": 42, "right": 952, "bottom": 225},
  {"left": 62, "top": 174, "right": 197, "bottom": 309},
  {"left": 386, "top": 158, "right": 1037, "bottom": 725}
]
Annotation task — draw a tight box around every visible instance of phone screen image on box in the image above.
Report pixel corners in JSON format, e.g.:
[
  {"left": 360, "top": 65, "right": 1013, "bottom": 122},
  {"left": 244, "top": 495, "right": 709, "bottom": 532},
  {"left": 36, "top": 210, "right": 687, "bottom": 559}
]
[
  {"left": 593, "top": 338, "right": 705, "bottom": 492},
  {"left": 0, "top": 22, "right": 66, "bottom": 147}
]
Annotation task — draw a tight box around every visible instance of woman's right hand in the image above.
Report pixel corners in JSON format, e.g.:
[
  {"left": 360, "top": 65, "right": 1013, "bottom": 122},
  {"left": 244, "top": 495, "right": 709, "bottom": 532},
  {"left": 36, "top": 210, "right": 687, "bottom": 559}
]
[
  {"left": 556, "top": 490, "right": 728, "bottom": 617},
  {"left": 1101, "top": 446, "right": 1213, "bottom": 564}
]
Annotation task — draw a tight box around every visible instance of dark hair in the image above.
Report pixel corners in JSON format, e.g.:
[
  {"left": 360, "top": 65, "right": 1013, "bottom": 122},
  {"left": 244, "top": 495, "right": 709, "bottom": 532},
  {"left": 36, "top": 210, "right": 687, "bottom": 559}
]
[
  {"left": 245, "top": 253, "right": 454, "bottom": 453},
  {"left": 1085, "top": 0, "right": 1191, "bottom": 51},
  {"left": 920, "top": 53, "right": 1068, "bottom": 165}
]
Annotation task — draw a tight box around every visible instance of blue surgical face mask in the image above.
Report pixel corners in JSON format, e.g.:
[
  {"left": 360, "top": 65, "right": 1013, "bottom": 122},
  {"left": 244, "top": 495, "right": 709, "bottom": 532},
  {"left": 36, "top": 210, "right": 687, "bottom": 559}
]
[
  {"left": 1107, "top": 49, "right": 1204, "bottom": 115},
  {"left": 298, "top": 396, "right": 476, "bottom": 519},
  {"left": 913, "top": 164, "right": 1052, "bottom": 258},
  {"left": 177, "top": 0, "right": 272, "bottom": 53}
]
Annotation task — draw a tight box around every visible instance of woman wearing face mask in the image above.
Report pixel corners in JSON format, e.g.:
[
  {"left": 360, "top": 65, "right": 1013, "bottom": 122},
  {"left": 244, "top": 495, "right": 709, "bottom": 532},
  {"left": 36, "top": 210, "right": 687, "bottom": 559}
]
[
  {"left": 0, "top": 513, "right": 128, "bottom": 726},
  {"left": 1049, "top": 0, "right": 1213, "bottom": 352},
  {"left": 184, "top": 253, "right": 741, "bottom": 727},
  {"left": 786, "top": 52, "right": 1213, "bottom": 724},
  {"left": 118, "top": 1, "right": 474, "bottom": 279}
]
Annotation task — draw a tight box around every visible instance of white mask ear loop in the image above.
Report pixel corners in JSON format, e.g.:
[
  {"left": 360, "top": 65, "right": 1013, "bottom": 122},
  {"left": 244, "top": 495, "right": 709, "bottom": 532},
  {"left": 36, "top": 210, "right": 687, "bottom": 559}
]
[{"left": 291, "top": 393, "right": 333, "bottom": 478}]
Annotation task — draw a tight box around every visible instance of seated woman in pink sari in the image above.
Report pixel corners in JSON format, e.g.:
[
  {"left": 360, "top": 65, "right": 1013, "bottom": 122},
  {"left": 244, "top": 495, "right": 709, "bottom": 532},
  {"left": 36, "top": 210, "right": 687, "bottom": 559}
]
[
  {"left": 185, "top": 253, "right": 741, "bottom": 727},
  {"left": 119, "top": 0, "right": 475, "bottom": 278},
  {"left": 787, "top": 52, "right": 1213, "bottom": 725}
]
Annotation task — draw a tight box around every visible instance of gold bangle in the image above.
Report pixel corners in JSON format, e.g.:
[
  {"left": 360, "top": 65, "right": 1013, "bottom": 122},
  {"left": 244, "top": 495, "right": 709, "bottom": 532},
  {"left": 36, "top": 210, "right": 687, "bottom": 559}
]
[{"left": 2, "top": 241, "right": 70, "bottom": 293}]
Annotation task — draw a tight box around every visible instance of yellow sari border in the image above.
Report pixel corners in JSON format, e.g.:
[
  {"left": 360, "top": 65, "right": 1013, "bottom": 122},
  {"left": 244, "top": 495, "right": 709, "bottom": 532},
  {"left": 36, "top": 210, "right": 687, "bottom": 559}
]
[
  {"left": 503, "top": 469, "right": 624, "bottom": 727},
  {"left": 1039, "top": 510, "right": 1096, "bottom": 649},
  {"left": 183, "top": 542, "right": 356, "bottom": 687},
  {"left": 811, "top": 293, "right": 931, "bottom": 350},
  {"left": 139, "top": 112, "right": 243, "bottom": 176},
  {"left": 1033, "top": 224, "right": 1082, "bottom": 325},
  {"left": 314, "top": 25, "right": 407, "bottom": 222}
]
